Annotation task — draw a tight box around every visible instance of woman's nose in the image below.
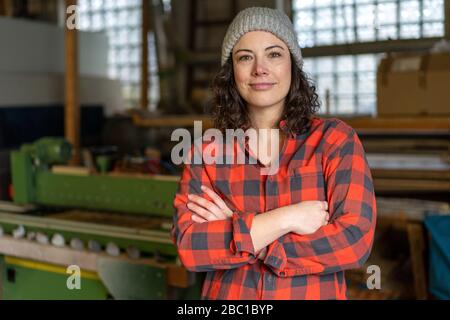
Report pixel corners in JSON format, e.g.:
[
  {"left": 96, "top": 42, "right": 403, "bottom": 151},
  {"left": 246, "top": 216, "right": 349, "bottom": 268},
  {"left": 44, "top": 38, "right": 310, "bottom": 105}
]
[{"left": 252, "top": 59, "right": 268, "bottom": 76}]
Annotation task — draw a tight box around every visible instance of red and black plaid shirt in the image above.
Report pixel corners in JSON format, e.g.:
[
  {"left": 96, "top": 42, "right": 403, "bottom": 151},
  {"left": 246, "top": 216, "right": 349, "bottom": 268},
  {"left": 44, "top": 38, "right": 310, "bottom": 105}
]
[{"left": 171, "top": 117, "right": 377, "bottom": 299}]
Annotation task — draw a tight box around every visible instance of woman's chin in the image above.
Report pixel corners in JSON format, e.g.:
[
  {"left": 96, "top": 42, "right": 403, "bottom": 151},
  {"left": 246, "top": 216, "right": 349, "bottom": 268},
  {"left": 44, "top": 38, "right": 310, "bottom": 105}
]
[
  {"left": 246, "top": 99, "right": 283, "bottom": 109},
  {"left": 243, "top": 90, "right": 286, "bottom": 109}
]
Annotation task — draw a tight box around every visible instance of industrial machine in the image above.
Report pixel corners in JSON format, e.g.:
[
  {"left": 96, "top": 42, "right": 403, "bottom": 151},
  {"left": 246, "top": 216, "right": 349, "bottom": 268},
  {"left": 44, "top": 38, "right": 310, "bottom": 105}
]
[{"left": 0, "top": 137, "right": 203, "bottom": 299}]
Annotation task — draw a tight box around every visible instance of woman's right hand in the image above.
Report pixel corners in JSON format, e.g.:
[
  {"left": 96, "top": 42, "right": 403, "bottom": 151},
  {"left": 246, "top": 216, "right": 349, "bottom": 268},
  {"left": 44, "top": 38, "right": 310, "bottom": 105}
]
[{"left": 282, "top": 201, "right": 330, "bottom": 235}]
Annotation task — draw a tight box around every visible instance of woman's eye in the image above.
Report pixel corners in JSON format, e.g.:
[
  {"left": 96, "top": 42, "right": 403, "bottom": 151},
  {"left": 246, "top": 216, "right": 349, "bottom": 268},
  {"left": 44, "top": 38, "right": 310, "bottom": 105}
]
[
  {"left": 238, "top": 55, "right": 251, "bottom": 61},
  {"left": 269, "top": 52, "right": 282, "bottom": 58}
]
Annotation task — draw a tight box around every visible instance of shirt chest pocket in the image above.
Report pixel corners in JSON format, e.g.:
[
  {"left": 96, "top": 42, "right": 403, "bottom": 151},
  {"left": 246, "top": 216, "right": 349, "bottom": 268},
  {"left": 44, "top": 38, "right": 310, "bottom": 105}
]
[{"left": 288, "top": 165, "right": 327, "bottom": 203}]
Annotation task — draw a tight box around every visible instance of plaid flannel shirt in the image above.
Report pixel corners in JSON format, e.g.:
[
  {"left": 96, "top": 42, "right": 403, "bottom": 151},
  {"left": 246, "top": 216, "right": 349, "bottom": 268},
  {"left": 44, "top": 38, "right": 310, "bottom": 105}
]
[{"left": 171, "top": 117, "right": 377, "bottom": 299}]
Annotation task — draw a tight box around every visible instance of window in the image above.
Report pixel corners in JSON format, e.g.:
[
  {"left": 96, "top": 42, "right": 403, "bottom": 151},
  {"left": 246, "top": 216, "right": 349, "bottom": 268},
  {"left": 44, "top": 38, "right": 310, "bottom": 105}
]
[
  {"left": 78, "top": 0, "right": 171, "bottom": 110},
  {"left": 293, "top": 0, "right": 445, "bottom": 115},
  {"left": 303, "top": 54, "right": 378, "bottom": 115}
]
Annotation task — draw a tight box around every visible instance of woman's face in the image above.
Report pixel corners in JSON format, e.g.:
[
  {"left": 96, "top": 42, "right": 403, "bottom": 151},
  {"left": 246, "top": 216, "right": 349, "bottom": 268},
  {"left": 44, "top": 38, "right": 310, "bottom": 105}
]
[{"left": 232, "top": 31, "right": 292, "bottom": 111}]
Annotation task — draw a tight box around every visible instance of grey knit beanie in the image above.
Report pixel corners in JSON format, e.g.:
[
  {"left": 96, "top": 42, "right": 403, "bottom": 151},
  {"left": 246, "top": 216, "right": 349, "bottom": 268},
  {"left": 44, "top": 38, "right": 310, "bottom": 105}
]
[{"left": 221, "top": 7, "right": 303, "bottom": 68}]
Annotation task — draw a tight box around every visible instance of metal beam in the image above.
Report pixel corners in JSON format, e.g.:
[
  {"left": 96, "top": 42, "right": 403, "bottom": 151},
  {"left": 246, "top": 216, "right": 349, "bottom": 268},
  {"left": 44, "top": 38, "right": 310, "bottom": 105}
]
[{"left": 302, "top": 37, "right": 443, "bottom": 58}]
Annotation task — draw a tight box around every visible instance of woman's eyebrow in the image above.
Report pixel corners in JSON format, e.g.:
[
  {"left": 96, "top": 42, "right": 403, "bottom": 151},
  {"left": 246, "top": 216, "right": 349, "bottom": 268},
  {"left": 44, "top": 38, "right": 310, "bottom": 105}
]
[
  {"left": 234, "top": 45, "right": 285, "bottom": 55},
  {"left": 265, "top": 45, "right": 285, "bottom": 51},
  {"left": 234, "top": 49, "right": 253, "bottom": 54}
]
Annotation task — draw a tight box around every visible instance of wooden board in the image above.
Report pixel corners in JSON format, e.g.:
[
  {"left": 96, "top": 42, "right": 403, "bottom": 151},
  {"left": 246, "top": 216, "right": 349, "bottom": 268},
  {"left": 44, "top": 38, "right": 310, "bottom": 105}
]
[
  {"left": 47, "top": 210, "right": 171, "bottom": 230},
  {"left": 367, "top": 154, "right": 450, "bottom": 171},
  {"left": 342, "top": 116, "right": 450, "bottom": 133},
  {"left": 407, "top": 223, "right": 429, "bottom": 300},
  {"left": 52, "top": 165, "right": 91, "bottom": 176},
  {"left": 367, "top": 154, "right": 450, "bottom": 193},
  {"left": 374, "top": 178, "right": 450, "bottom": 192}
]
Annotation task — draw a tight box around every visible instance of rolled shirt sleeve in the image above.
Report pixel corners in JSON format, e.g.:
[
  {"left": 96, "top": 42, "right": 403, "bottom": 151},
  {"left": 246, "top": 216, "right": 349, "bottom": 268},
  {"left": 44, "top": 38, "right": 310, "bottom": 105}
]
[{"left": 171, "top": 144, "right": 258, "bottom": 272}]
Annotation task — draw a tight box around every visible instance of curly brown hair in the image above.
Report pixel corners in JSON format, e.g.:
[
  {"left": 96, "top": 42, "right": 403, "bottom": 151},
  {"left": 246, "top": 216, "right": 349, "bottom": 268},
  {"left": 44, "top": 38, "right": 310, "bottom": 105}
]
[{"left": 209, "top": 55, "right": 321, "bottom": 136}]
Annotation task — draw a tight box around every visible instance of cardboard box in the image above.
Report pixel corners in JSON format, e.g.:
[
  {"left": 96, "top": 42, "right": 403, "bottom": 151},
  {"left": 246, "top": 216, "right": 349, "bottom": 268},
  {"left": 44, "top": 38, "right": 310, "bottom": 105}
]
[{"left": 377, "top": 52, "right": 450, "bottom": 116}]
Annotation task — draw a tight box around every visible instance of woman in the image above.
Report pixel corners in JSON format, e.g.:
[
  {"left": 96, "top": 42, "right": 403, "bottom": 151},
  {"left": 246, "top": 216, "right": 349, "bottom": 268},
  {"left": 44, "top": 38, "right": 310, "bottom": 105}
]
[{"left": 171, "top": 7, "right": 376, "bottom": 300}]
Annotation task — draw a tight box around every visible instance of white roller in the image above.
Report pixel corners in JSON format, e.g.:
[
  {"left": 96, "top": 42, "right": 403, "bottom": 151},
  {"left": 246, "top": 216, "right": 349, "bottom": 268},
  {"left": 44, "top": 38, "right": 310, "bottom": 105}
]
[
  {"left": 36, "top": 232, "right": 49, "bottom": 245},
  {"left": 12, "top": 225, "right": 25, "bottom": 239},
  {"left": 70, "top": 238, "right": 84, "bottom": 251},
  {"left": 106, "top": 242, "right": 120, "bottom": 256},
  {"left": 51, "top": 233, "right": 65, "bottom": 247},
  {"left": 88, "top": 239, "right": 101, "bottom": 252}
]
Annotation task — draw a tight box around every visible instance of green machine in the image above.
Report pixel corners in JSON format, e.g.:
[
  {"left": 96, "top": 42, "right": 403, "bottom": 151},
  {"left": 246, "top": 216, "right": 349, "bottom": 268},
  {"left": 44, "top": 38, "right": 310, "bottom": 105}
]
[{"left": 0, "top": 138, "right": 203, "bottom": 299}]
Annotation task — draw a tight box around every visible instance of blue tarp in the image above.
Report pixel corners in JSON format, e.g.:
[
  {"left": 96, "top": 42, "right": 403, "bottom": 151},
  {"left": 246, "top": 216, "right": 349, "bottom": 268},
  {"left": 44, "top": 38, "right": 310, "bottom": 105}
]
[{"left": 424, "top": 215, "right": 450, "bottom": 300}]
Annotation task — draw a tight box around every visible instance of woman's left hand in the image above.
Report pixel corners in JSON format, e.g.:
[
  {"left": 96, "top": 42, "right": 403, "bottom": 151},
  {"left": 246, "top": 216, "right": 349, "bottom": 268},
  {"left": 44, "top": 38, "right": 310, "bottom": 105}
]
[{"left": 187, "top": 185, "right": 233, "bottom": 223}]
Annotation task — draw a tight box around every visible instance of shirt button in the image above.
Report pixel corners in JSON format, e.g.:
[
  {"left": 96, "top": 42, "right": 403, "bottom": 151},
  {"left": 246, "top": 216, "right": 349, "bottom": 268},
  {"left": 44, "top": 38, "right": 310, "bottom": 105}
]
[{"left": 280, "top": 271, "right": 285, "bottom": 277}]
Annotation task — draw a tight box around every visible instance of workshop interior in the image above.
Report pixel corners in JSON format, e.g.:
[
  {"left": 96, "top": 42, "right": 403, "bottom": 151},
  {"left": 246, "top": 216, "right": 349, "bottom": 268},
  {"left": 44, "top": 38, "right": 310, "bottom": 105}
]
[{"left": 0, "top": 0, "right": 449, "bottom": 300}]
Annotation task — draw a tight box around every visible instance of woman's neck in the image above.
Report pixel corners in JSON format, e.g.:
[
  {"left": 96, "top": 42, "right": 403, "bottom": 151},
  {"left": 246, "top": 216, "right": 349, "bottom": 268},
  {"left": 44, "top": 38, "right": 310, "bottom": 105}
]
[
  {"left": 245, "top": 102, "right": 287, "bottom": 167},
  {"left": 247, "top": 102, "right": 284, "bottom": 130}
]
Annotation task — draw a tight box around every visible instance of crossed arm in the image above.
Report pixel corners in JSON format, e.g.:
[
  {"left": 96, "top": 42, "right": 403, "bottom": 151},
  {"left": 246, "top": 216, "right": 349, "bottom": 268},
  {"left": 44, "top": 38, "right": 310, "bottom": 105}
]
[
  {"left": 186, "top": 185, "right": 328, "bottom": 259},
  {"left": 171, "top": 131, "right": 377, "bottom": 276}
]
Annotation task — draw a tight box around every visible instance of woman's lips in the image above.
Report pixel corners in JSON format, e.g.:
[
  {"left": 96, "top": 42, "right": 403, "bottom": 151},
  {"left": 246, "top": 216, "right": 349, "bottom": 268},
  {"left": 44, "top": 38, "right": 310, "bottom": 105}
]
[{"left": 249, "top": 83, "right": 276, "bottom": 90}]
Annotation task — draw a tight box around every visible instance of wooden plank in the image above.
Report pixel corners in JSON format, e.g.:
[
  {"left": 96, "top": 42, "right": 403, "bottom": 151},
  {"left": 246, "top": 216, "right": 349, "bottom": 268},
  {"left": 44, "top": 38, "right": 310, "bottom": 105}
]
[
  {"left": 374, "top": 178, "right": 450, "bottom": 192},
  {"left": 131, "top": 113, "right": 213, "bottom": 128},
  {"left": 341, "top": 117, "right": 450, "bottom": 133},
  {"left": 367, "top": 154, "right": 450, "bottom": 171},
  {"left": 0, "top": 235, "right": 99, "bottom": 271},
  {"left": 106, "top": 171, "right": 180, "bottom": 181},
  {"left": 51, "top": 165, "right": 91, "bottom": 176},
  {"left": 367, "top": 153, "right": 450, "bottom": 193},
  {"left": 372, "top": 169, "right": 450, "bottom": 181},
  {"left": 362, "top": 140, "right": 450, "bottom": 154},
  {"left": 376, "top": 197, "right": 450, "bottom": 221},
  {"left": 140, "top": 0, "right": 149, "bottom": 110},
  {"left": 64, "top": 0, "right": 80, "bottom": 165},
  {"left": 406, "top": 223, "right": 429, "bottom": 300}
]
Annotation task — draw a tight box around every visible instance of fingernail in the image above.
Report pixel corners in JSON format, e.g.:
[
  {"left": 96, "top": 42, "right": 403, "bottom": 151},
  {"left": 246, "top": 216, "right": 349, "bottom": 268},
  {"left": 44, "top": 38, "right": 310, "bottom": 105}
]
[
  {"left": 187, "top": 194, "right": 192, "bottom": 199},
  {"left": 200, "top": 185, "right": 205, "bottom": 190}
]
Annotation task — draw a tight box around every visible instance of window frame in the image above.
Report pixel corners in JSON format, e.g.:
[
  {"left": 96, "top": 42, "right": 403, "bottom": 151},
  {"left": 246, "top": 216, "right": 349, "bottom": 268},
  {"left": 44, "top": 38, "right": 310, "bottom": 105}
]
[
  {"left": 292, "top": 0, "right": 449, "bottom": 115},
  {"left": 77, "top": 0, "right": 161, "bottom": 110}
]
